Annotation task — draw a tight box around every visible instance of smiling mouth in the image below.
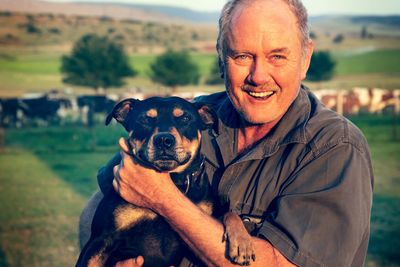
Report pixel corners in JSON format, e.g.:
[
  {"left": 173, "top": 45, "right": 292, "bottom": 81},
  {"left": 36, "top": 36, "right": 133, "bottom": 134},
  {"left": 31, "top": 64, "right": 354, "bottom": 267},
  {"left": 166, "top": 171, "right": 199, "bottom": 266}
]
[{"left": 246, "top": 90, "right": 276, "bottom": 99}]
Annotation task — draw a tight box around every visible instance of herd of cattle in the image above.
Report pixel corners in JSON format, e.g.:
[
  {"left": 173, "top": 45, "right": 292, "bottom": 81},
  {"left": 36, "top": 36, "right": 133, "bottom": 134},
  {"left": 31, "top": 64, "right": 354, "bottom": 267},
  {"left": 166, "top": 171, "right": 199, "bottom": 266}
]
[
  {"left": 0, "top": 87, "right": 399, "bottom": 128},
  {"left": 313, "top": 87, "right": 400, "bottom": 115}
]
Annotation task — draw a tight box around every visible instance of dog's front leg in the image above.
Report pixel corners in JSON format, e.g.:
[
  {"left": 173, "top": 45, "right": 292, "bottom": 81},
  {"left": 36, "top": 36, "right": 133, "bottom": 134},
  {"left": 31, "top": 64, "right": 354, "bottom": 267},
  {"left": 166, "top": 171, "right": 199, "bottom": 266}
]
[{"left": 223, "top": 212, "right": 256, "bottom": 266}]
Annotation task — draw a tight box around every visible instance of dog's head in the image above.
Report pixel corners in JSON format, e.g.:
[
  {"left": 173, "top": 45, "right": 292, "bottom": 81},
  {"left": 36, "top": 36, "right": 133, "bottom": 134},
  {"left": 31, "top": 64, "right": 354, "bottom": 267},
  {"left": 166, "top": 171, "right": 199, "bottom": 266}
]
[{"left": 106, "top": 97, "right": 217, "bottom": 173}]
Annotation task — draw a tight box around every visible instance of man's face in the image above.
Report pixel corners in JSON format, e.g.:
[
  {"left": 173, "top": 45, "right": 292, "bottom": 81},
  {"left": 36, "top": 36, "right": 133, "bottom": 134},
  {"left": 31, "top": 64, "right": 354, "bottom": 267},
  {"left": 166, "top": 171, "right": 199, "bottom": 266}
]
[{"left": 223, "top": 0, "right": 313, "bottom": 125}]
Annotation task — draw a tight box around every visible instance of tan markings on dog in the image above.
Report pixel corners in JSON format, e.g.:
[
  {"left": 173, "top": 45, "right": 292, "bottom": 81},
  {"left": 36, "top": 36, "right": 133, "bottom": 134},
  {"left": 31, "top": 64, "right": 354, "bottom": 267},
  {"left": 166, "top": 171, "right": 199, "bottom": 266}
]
[
  {"left": 129, "top": 138, "right": 142, "bottom": 156},
  {"left": 145, "top": 128, "right": 158, "bottom": 162},
  {"left": 169, "top": 127, "right": 182, "bottom": 144},
  {"left": 198, "top": 201, "right": 213, "bottom": 215},
  {"left": 146, "top": 108, "right": 158, "bottom": 118},
  {"left": 87, "top": 237, "right": 113, "bottom": 267},
  {"left": 130, "top": 128, "right": 158, "bottom": 158},
  {"left": 126, "top": 131, "right": 136, "bottom": 154},
  {"left": 171, "top": 129, "right": 201, "bottom": 173},
  {"left": 173, "top": 107, "right": 184, "bottom": 117},
  {"left": 114, "top": 204, "right": 157, "bottom": 230},
  {"left": 88, "top": 252, "right": 104, "bottom": 267}
]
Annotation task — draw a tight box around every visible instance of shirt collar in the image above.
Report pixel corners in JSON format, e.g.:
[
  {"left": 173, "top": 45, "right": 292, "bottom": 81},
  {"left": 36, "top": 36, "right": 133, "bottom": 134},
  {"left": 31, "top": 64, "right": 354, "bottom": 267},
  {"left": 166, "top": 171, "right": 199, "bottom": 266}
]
[{"left": 215, "top": 85, "right": 311, "bottom": 166}]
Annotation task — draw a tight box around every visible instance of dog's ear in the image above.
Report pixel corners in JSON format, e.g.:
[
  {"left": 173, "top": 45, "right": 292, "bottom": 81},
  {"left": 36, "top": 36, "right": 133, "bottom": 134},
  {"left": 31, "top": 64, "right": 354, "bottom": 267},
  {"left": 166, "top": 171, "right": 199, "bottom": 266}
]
[
  {"left": 193, "top": 102, "right": 218, "bottom": 133},
  {"left": 105, "top": 98, "right": 139, "bottom": 126}
]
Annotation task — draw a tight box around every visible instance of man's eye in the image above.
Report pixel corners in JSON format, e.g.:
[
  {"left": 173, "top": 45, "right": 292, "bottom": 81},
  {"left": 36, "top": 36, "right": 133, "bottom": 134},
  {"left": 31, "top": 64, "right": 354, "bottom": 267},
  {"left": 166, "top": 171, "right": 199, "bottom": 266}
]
[
  {"left": 234, "top": 54, "right": 252, "bottom": 65},
  {"left": 271, "top": 54, "right": 286, "bottom": 60}
]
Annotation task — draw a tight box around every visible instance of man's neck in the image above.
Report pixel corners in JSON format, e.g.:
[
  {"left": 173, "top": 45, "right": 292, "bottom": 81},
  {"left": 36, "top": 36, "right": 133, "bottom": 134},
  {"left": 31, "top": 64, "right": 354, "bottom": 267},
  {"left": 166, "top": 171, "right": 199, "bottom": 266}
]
[{"left": 237, "top": 116, "right": 282, "bottom": 155}]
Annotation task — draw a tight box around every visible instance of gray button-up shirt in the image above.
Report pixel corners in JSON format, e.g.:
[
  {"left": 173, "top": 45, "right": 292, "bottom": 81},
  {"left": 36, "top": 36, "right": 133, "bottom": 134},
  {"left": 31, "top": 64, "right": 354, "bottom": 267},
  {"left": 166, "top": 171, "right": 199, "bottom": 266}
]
[
  {"left": 194, "top": 86, "right": 374, "bottom": 267},
  {"left": 96, "top": 86, "right": 373, "bottom": 267}
]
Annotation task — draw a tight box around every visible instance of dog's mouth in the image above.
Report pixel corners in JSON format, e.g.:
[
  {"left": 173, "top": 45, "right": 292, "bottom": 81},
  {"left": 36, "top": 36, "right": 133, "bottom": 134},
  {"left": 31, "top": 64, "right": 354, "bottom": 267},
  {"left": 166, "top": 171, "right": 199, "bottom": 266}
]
[
  {"left": 137, "top": 149, "right": 191, "bottom": 172},
  {"left": 153, "top": 152, "right": 191, "bottom": 171},
  {"left": 153, "top": 159, "right": 178, "bottom": 171}
]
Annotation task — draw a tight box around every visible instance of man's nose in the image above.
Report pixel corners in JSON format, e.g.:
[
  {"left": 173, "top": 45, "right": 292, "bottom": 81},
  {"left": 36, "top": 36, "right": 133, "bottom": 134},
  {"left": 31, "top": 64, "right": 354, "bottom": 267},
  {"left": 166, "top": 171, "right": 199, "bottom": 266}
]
[{"left": 248, "top": 58, "right": 270, "bottom": 86}]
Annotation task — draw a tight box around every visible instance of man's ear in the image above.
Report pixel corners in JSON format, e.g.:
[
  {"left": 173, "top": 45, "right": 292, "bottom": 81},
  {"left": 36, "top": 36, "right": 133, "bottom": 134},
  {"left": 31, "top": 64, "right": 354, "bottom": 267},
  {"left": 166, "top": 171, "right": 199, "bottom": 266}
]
[
  {"left": 193, "top": 102, "right": 218, "bottom": 133},
  {"left": 301, "top": 39, "right": 314, "bottom": 80},
  {"left": 105, "top": 98, "right": 139, "bottom": 127},
  {"left": 218, "top": 57, "right": 225, "bottom": 79}
]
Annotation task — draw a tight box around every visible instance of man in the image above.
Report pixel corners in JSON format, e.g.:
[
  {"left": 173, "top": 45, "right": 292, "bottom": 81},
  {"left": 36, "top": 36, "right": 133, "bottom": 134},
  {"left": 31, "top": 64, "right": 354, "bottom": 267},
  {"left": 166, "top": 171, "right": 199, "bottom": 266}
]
[{"left": 80, "top": 0, "right": 374, "bottom": 266}]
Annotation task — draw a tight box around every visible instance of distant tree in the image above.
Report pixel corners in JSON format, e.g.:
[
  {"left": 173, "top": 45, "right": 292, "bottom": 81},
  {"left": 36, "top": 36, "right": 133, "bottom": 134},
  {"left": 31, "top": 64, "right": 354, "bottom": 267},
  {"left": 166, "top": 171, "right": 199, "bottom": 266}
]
[
  {"left": 306, "top": 51, "right": 336, "bottom": 81},
  {"left": 333, "top": 34, "right": 344, "bottom": 44},
  {"left": 48, "top": 27, "right": 61, "bottom": 34},
  {"left": 61, "top": 34, "right": 136, "bottom": 90},
  {"left": 191, "top": 32, "right": 200, "bottom": 41},
  {"left": 309, "top": 31, "right": 317, "bottom": 40},
  {"left": 150, "top": 50, "right": 199, "bottom": 89},
  {"left": 25, "top": 20, "right": 41, "bottom": 34},
  {"left": 0, "top": 11, "right": 12, "bottom": 17},
  {"left": 361, "top": 25, "right": 368, "bottom": 39},
  {"left": 99, "top": 16, "right": 113, "bottom": 22},
  {"left": 205, "top": 57, "right": 224, "bottom": 85}
]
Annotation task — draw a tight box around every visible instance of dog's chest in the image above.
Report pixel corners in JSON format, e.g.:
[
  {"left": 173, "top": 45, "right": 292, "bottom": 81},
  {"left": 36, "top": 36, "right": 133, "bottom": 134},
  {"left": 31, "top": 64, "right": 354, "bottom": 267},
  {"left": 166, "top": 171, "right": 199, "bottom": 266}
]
[
  {"left": 112, "top": 200, "right": 213, "bottom": 231},
  {"left": 113, "top": 204, "right": 157, "bottom": 230}
]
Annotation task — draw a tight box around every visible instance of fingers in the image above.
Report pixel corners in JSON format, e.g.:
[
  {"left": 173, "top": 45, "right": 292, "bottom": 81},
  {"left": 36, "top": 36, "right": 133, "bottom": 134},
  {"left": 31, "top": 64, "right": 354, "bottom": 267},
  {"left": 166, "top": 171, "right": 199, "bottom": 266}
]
[
  {"left": 113, "top": 165, "right": 122, "bottom": 195},
  {"left": 119, "top": 137, "right": 130, "bottom": 154},
  {"left": 112, "top": 177, "right": 120, "bottom": 194},
  {"left": 134, "top": 256, "right": 144, "bottom": 266},
  {"left": 118, "top": 139, "right": 136, "bottom": 169},
  {"left": 115, "top": 256, "right": 144, "bottom": 267}
]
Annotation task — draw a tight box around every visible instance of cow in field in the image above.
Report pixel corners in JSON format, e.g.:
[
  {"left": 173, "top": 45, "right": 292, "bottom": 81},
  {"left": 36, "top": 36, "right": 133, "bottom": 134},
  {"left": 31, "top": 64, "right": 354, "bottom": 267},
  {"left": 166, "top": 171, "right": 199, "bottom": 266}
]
[
  {"left": 77, "top": 95, "right": 117, "bottom": 126},
  {"left": 0, "top": 93, "right": 73, "bottom": 127},
  {"left": 0, "top": 98, "right": 28, "bottom": 127}
]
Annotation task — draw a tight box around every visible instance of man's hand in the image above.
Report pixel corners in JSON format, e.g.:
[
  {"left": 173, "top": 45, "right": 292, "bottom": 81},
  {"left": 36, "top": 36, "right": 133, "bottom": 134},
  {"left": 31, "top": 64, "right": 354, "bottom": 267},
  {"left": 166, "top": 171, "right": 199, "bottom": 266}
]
[
  {"left": 112, "top": 138, "right": 174, "bottom": 210},
  {"left": 116, "top": 257, "right": 144, "bottom": 267}
]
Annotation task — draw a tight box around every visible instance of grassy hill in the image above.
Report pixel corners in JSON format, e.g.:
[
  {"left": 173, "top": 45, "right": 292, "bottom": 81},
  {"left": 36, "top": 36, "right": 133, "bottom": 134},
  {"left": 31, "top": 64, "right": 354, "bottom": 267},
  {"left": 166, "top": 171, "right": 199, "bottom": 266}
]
[
  {"left": 0, "top": 11, "right": 216, "bottom": 53},
  {"left": 0, "top": 11, "right": 400, "bottom": 96}
]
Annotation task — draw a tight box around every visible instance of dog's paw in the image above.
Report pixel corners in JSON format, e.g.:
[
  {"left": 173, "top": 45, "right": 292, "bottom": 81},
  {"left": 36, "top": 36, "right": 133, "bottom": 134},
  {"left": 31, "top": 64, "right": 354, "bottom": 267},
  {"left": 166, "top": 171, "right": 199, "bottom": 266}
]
[{"left": 223, "top": 213, "right": 256, "bottom": 266}]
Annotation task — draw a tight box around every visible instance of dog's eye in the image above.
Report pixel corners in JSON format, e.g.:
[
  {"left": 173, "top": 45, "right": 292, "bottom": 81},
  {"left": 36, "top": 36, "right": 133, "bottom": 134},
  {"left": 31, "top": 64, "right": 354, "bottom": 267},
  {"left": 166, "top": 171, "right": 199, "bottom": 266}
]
[
  {"left": 139, "top": 116, "right": 155, "bottom": 125},
  {"left": 177, "top": 114, "right": 191, "bottom": 124}
]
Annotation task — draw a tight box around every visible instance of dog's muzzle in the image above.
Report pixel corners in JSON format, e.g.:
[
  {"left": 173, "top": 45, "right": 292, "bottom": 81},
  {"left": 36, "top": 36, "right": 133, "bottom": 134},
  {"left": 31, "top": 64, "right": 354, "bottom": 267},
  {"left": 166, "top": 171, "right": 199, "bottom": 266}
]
[{"left": 153, "top": 133, "right": 176, "bottom": 150}]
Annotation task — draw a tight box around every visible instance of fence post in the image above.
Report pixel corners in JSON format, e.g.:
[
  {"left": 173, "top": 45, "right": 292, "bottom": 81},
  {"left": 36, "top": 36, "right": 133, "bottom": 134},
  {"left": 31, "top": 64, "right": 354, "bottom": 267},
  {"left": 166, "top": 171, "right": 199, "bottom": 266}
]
[
  {"left": 0, "top": 127, "right": 4, "bottom": 151},
  {"left": 337, "top": 89, "right": 344, "bottom": 116},
  {"left": 393, "top": 90, "right": 399, "bottom": 141}
]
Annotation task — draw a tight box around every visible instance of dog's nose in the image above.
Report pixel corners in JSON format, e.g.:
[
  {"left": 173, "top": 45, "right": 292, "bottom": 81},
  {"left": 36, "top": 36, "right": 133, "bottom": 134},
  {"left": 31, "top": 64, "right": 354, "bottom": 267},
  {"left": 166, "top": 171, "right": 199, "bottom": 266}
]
[{"left": 153, "top": 133, "right": 176, "bottom": 149}]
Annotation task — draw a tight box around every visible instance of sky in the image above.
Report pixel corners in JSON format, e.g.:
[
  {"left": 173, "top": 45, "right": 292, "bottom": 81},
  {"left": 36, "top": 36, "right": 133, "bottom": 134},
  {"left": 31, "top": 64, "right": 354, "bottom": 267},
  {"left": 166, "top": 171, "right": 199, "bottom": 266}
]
[{"left": 46, "top": 0, "right": 400, "bottom": 15}]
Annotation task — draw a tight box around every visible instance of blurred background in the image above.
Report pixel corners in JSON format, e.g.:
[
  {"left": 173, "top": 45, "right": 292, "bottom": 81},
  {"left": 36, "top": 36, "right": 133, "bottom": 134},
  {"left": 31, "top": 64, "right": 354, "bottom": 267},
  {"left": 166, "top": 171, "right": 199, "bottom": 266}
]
[{"left": 0, "top": 0, "right": 399, "bottom": 266}]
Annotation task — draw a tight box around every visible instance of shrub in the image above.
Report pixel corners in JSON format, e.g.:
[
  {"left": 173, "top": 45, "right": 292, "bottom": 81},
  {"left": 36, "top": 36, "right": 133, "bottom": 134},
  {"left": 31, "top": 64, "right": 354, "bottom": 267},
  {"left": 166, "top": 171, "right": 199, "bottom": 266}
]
[
  {"left": 150, "top": 50, "right": 199, "bottom": 88},
  {"left": 333, "top": 34, "right": 344, "bottom": 44},
  {"left": 205, "top": 57, "right": 224, "bottom": 85},
  {"left": 306, "top": 51, "right": 336, "bottom": 81},
  {"left": 61, "top": 34, "right": 136, "bottom": 90}
]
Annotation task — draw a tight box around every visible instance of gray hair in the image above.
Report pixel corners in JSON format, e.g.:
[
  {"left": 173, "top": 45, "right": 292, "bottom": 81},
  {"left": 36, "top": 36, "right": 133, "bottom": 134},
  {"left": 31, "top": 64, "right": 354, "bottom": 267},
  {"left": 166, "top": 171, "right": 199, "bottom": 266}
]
[{"left": 216, "top": 0, "right": 310, "bottom": 65}]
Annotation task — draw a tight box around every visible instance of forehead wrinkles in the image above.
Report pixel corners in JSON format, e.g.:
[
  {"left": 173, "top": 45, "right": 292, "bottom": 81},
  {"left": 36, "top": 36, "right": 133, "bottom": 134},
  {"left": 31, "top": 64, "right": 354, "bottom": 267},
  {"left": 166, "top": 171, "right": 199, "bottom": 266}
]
[{"left": 226, "top": 0, "right": 301, "bottom": 53}]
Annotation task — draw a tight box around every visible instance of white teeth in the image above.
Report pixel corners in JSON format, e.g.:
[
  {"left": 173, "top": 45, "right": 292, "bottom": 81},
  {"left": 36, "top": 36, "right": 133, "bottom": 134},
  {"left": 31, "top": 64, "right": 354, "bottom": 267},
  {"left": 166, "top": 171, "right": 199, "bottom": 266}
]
[{"left": 248, "top": 91, "right": 274, "bottom": 98}]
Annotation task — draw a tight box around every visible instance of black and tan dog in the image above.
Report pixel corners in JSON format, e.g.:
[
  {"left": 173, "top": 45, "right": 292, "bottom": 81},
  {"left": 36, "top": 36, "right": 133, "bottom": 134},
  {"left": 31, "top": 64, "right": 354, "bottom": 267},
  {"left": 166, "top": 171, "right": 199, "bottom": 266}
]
[{"left": 76, "top": 96, "right": 255, "bottom": 267}]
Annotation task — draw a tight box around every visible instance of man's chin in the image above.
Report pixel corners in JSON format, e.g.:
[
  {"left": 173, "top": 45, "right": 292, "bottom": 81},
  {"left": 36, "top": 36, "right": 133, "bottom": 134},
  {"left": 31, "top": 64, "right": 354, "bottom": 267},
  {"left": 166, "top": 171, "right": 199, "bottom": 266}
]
[{"left": 240, "top": 111, "right": 280, "bottom": 125}]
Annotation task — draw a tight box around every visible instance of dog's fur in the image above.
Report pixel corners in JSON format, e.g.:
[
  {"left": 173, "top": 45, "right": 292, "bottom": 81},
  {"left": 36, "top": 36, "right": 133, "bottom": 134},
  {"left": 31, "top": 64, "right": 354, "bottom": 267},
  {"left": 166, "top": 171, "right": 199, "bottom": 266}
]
[{"left": 76, "top": 96, "right": 255, "bottom": 267}]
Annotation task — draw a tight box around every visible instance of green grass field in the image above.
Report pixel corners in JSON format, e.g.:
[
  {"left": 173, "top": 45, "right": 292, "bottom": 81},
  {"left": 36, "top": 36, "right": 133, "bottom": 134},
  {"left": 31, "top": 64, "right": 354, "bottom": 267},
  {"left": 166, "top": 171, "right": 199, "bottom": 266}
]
[
  {"left": 1, "top": 49, "right": 400, "bottom": 96},
  {"left": 334, "top": 49, "right": 400, "bottom": 76},
  {"left": 0, "top": 125, "right": 124, "bottom": 267},
  {"left": 0, "top": 115, "right": 399, "bottom": 266}
]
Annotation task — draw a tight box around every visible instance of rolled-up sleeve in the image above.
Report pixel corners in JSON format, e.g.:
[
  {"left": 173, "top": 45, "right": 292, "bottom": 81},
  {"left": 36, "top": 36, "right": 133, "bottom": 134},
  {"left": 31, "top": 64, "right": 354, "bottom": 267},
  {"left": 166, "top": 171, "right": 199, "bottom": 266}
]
[{"left": 257, "top": 143, "right": 373, "bottom": 267}]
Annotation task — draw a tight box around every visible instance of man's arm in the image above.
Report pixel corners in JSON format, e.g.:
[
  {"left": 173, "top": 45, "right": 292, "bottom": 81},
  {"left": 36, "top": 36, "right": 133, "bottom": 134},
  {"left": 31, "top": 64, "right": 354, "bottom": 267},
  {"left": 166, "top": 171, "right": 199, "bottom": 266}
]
[{"left": 114, "top": 138, "right": 295, "bottom": 266}]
